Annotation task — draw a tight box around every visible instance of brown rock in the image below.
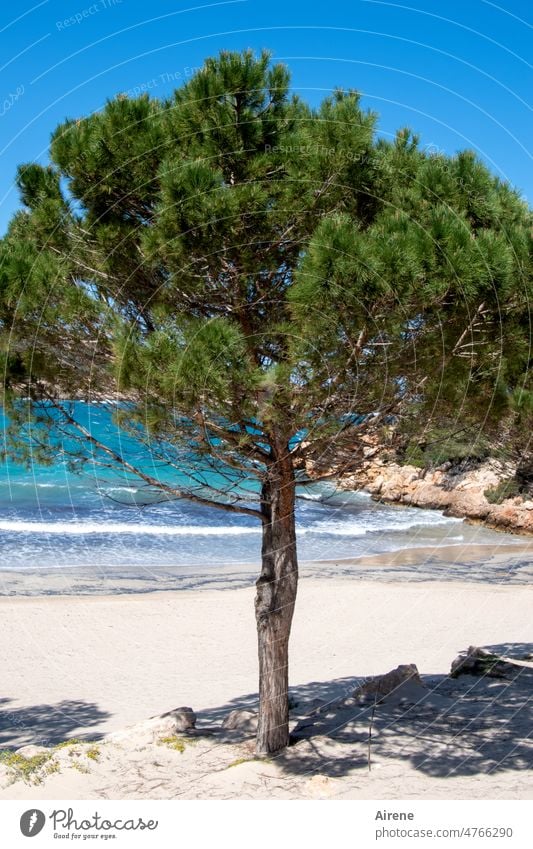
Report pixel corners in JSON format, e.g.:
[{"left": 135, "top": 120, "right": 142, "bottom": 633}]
[
  {"left": 106, "top": 706, "right": 196, "bottom": 745},
  {"left": 354, "top": 663, "right": 424, "bottom": 701},
  {"left": 158, "top": 706, "right": 196, "bottom": 731},
  {"left": 14, "top": 745, "right": 50, "bottom": 758},
  {"left": 340, "top": 456, "right": 533, "bottom": 535},
  {"left": 222, "top": 709, "right": 258, "bottom": 734}
]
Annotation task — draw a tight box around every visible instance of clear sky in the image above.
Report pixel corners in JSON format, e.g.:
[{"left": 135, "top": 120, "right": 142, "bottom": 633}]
[{"left": 0, "top": 0, "right": 531, "bottom": 233}]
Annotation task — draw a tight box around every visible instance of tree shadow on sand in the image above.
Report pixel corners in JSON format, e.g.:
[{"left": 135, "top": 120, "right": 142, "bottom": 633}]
[
  {"left": 0, "top": 698, "right": 112, "bottom": 748},
  {"left": 197, "top": 675, "right": 362, "bottom": 729},
  {"left": 198, "top": 644, "right": 533, "bottom": 782}
]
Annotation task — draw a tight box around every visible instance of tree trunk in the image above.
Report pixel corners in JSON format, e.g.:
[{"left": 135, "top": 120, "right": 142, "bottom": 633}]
[{"left": 255, "top": 447, "right": 298, "bottom": 754}]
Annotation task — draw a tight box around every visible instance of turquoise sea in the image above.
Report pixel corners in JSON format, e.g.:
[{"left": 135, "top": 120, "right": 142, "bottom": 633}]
[{"left": 0, "top": 403, "right": 528, "bottom": 591}]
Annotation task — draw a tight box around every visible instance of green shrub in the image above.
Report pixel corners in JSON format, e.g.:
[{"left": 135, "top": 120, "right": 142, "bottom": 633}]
[
  {"left": 0, "top": 750, "right": 53, "bottom": 784},
  {"left": 400, "top": 429, "right": 491, "bottom": 469},
  {"left": 401, "top": 444, "right": 426, "bottom": 468},
  {"left": 158, "top": 735, "right": 197, "bottom": 753},
  {"left": 484, "top": 477, "right": 523, "bottom": 504},
  {"left": 226, "top": 755, "right": 271, "bottom": 769},
  {"left": 54, "top": 738, "right": 84, "bottom": 750}
]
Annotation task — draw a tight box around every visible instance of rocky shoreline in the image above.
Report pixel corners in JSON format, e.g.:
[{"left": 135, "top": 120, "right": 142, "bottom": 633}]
[{"left": 339, "top": 458, "right": 533, "bottom": 535}]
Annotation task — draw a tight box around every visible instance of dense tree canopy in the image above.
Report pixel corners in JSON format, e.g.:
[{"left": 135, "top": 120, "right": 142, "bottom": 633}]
[{"left": 1, "top": 49, "right": 531, "bottom": 751}]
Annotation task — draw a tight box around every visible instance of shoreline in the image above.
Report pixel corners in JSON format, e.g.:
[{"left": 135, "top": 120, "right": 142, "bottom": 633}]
[{"left": 1, "top": 540, "right": 531, "bottom": 597}]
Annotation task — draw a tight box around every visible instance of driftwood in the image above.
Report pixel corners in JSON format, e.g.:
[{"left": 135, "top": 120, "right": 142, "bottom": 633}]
[{"left": 450, "top": 646, "right": 524, "bottom": 679}]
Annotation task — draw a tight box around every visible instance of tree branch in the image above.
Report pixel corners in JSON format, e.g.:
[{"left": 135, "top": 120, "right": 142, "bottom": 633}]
[{"left": 41, "top": 397, "right": 265, "bottom": 523}]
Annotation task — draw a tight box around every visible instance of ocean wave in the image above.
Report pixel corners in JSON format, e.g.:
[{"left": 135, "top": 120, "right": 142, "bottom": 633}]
[
  {"left": 1, "top": 482, "right": 84, "bottom": 490},
  {"left": 3, "top": 482, "right": 144, "bottom": 494},
  {"left": 297, "top": 485, "right": 372, "bottom": 503},
  {"left": 0, "top": 510, "right": 460, "bottom": 538},
  {"left": 0, "top": 520, "right": 262, "bottom": 536},
  {"left": 96, "top": 486, "right": 140, "bottom": 493},
  {"left": 300, "top": 507, "right": 461, "bottom": 534}
]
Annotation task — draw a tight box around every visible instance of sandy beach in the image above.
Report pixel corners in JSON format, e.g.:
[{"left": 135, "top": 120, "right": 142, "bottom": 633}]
[{"left": 0, "top": 551, "right": 531, "bottom": 800}]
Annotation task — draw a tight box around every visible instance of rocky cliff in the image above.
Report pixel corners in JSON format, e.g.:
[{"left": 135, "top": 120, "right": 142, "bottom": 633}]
[{"left": 339, "top": 457, "right": 533, "bottom": 535}]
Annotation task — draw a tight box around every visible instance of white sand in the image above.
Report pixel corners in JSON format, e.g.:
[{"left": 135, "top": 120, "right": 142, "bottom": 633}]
[{"left": 1, "top": 576, "right": 532, "bottom": 799}]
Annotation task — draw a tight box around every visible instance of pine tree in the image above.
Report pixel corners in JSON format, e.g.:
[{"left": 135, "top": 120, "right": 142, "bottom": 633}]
[{"left": 1, "top": 50, "right": 531, "bottom": 753}]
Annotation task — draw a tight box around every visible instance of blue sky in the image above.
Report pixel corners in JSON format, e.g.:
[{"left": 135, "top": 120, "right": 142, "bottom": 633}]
[{"left": 0, "top": 0, "right": 531, "bottom": 233}]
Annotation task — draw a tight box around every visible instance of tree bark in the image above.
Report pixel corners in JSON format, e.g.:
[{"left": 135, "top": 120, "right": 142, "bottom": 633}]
[{"left": 255, "top": 444, "right": 298, "bottom": 754}]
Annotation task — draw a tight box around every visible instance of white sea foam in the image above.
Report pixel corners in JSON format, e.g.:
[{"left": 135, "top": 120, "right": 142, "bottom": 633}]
[
  {"left": 298, "top": 513, "right": 460, "bottom": 536},
  {"left": 3, "top": 482, "right": 84, "bottom": 489},
  {"left": 0, "top": 507, "right": 459, "bottom": 537},
  {"left": 298, "top": 488, "right": 372, "bottom": 502},
  {"left": 0, "top": 520, "right": 262, "bottom": 536},
  {"left": 97, "top": 486, "right": 140, "bottom": 493}
]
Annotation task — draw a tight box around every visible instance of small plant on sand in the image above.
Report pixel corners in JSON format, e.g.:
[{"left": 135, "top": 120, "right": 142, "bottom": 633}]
[
  {"left": 53, "top": 739, "right": 100, "bottom": 769},
  {"left": 54, "top": 738, "right": 84, "bottom": 750},
  {"left": 226, "top": 757, "right": 253, "bottom": 769},
  {"left": 44, "top": 759, "right": 60, "bottom": 777},
  {"left": 226, "top": 755, "right": 271, "bottom": 769},
  {"left": 158, "top": 736, "right": 197, "bottom": 754},
  {"left": 85, "top": 746, "right": 101, "bottom": 762},
  {"left": 0, "top": 750, "right": 53, "bottom": 784},
  {"left": 70, "top": 761, "right": 90, "bottom": 774}
]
